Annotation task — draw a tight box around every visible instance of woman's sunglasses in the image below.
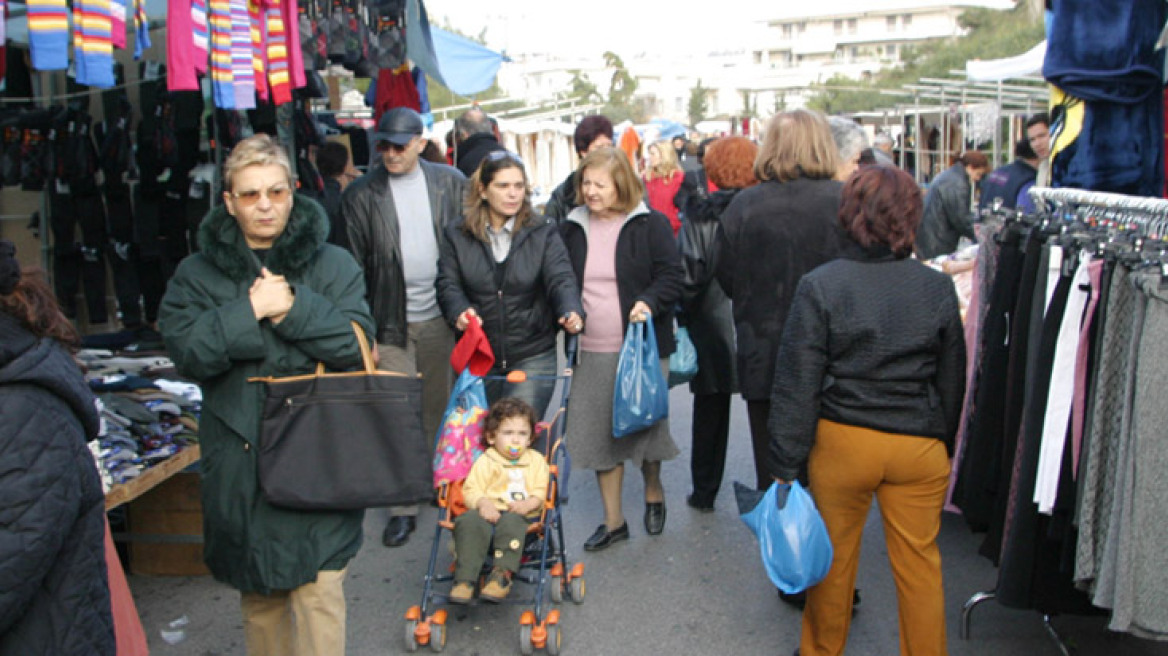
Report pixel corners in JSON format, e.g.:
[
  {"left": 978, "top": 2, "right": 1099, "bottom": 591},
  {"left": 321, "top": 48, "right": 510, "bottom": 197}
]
[{"left": 230, "top": 185, "right": 291, "bottom": 206}]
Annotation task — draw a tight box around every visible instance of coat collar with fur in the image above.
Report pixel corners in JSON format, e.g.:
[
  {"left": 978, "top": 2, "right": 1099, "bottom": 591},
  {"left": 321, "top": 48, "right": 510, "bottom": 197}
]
[{"left": 196, "top": 194, "right": 329, "bottom": 282}]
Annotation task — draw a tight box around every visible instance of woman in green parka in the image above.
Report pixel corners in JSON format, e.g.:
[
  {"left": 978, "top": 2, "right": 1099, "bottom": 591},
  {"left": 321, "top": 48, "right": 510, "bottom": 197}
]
[{"left": 159, "top": 134, "right": 375, "bottom": 656}]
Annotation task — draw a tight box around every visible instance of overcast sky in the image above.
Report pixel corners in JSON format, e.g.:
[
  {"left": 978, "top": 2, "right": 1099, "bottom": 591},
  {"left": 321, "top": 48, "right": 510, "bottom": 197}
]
[{"left": 428, "top": 0, "right": 764, "bottom": 59}]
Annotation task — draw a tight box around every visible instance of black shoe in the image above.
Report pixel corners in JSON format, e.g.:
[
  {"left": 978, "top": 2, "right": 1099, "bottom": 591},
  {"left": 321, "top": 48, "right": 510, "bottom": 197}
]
[
  {"left": 644, "top": 502, "right": 666, "bottom": 535},
  {"left": 777, "top": 588, "right": 862, "bottom": 612},
  {"left": 778, "top": 589, "right": 807, "bottom": 609},
  {"left": 685, "top": 494, "right": 715, "bottom": 513},
  {"left": 382, "top": 516, "right": 416, "bottom": 548},
  {"left": 583, "top": 523, "right": 629, "bottom": 551}
]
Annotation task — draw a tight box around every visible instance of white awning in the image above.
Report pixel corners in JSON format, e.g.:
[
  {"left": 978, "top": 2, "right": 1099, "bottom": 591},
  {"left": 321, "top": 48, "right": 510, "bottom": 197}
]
[{"left": 965, "top": 41, "right": 1046, "bottom": 82}]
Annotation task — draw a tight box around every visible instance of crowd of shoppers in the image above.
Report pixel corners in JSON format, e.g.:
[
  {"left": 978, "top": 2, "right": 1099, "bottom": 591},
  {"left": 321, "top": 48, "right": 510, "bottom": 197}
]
[{"left": 16, "top": 100, "right": 1043, "bottom": 655}]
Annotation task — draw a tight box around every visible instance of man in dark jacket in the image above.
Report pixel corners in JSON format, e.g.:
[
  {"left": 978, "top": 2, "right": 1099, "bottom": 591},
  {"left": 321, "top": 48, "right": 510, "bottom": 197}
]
[
  {"left": 342, "top": 107, "right": 467, "bottom": 548},
  {"left": 978, "top": 138, "right": 1039, "bottom": 212},
  {"left": 916, "top": 151, "right": 989, "bottom": 260},
  {"left": 0, "top": 246, "right": 115, "bottom": 656},
  {"left": 543, "top": 115, "right": 614, "bottom": 222},
  {"left": 453, "top": 107, "right": 507, "bottom": 178}
]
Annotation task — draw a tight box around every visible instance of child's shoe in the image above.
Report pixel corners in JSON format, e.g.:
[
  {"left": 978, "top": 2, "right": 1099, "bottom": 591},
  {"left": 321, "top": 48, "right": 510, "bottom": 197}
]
[
  {"left": 449, "top": 581, "right": 474, "bottom": 605},
  {"left": 479, "top": 568, "right": 512, "bottom": 603}
]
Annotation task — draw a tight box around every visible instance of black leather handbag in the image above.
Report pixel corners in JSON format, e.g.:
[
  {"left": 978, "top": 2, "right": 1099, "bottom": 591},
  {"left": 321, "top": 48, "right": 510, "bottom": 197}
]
[{"left": 250, "top": 322, "right": 433, "bottom": 510}]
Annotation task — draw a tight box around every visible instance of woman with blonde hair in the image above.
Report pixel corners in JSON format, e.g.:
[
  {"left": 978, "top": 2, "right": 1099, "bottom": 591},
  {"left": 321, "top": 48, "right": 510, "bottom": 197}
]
[
  {"left": 159, "top": 134, "right": 375, "bottom": 655},
  {"left": 436, "top": 151, "right": 584, "bottom": 416},
  {"left": 560, "top": 146, "right": 684, "bottom": 550},
  {"left": 715, "top": 109, "right": 854, "bottom": 492},
  {"left": 643, "top": 139, "right": 685, "bottom": 235}
]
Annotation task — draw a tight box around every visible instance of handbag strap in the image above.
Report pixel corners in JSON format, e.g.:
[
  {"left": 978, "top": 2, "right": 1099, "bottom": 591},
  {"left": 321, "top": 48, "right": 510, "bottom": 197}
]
[{"left": 314, "top": 321, "right": 376, "bottom": 375}]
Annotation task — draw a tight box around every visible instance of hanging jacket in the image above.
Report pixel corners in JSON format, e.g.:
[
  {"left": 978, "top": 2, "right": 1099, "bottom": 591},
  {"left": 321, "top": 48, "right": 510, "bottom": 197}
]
[
  {"left": 158, "top": 195, "right": 375, "bottom": 594},
  {"left": 436, "top": 217, "right": 582, "bottom": 369},
  {"left": 0, "top": 313, "right": 114, "bottom": 656}
]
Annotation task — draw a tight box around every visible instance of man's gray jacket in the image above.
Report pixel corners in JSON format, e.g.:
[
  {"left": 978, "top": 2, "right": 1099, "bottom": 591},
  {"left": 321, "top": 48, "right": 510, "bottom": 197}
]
[{"left": 342, "top": 159, "right": 467, "bottom": 346}]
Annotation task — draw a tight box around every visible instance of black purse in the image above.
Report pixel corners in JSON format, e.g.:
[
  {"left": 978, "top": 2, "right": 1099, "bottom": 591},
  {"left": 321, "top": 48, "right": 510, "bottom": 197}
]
[{"left": 250, "top": 322, "right": 433, "bottom": 510}]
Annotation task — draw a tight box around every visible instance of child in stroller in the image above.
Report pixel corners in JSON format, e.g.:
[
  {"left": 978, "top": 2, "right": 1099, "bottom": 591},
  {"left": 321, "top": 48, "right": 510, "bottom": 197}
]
[{"left": 449, "top": 398, "right": 550, "bottom": 604}]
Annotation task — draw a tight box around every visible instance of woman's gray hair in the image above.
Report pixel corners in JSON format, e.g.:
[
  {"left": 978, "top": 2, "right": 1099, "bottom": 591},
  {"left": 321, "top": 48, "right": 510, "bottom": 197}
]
[{"left": 828, "top": 116, "right": 869, "bottom": 163}]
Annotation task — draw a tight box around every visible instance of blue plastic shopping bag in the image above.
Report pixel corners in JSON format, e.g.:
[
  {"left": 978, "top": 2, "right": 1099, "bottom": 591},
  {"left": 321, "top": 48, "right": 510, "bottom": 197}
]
[
  {"left": 432, "top": 369, "right": 489, "bottom": 487},
  {"left": 612, "top": 317, "right": 669, "bottom": 438},
  {"left": 668, "top": 325, "right": 699, "bottom": 388},
  {"left": 735, "top": 480, "right": 833, "bottom": 594}
]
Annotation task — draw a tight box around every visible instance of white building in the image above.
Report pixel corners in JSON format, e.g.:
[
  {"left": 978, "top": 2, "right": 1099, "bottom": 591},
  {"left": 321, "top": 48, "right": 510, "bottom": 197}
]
[{"left": 493, "top": 1, "right": 1017, "bottom": 126}]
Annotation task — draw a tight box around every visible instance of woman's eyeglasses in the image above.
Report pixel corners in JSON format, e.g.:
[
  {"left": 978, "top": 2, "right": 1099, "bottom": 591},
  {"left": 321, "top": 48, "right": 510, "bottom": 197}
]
[
  {"left": 486, "top": 150, "right": 522, "bottom": 165},
  {"left": 231, "top": 185, "right": 291, "bottom": 206}
]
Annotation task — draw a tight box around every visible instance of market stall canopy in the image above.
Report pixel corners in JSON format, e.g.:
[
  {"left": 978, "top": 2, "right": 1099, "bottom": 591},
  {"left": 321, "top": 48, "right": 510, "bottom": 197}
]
[
  {"left": 405, "top": 0, "right": 507, "bottom": 97},
  {"left": 966, "top": 41, "right": 1046, "bottom": 82}
]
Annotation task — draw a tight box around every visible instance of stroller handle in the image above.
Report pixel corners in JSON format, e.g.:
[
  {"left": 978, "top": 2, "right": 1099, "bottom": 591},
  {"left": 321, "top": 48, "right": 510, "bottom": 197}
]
[{"left": 564, "top": 334, "right": 579, "bottom": 367}]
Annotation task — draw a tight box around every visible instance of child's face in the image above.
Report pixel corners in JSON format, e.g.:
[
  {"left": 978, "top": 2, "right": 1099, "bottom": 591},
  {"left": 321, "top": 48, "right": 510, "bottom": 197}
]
[{"left": 490, "top": 416, "right": 533, "bottom": 460}]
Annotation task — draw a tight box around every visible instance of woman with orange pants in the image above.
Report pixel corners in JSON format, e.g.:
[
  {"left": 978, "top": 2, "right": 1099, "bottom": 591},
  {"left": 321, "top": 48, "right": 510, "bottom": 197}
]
[{"left": 768, "top": 165, "right": 966, "bottom": 656}]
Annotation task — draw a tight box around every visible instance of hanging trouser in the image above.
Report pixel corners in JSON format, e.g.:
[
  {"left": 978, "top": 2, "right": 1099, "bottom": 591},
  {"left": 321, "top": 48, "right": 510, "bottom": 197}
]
[
  {"left": 51, "top": 190, "right": 109, "bottom": 323},
  {"left": 104, "top": 181, "right": 143, "bottom": 327}
]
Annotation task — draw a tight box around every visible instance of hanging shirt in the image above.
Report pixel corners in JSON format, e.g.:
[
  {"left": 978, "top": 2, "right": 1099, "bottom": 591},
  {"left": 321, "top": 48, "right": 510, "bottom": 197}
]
[{"left": 389, "top": 165, "right": 441, "bottom": 323}]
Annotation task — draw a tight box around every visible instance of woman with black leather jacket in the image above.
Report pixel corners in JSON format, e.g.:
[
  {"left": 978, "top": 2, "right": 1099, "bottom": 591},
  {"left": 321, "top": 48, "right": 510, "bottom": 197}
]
[
  {"left": 677, "top": 136, "right": 757, "bottom": 512},
  {"left": 437, "top": 151, "right": 584, "bottom": 416}
]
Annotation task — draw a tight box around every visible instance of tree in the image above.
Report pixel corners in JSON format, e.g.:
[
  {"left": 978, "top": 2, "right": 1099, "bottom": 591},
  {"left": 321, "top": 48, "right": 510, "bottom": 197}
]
[
  {"left": 604, "top": 51, "right": 638, "bottom": 108},
  {"left": 568, "top": 70, "right": 603, "bottom": 103},
  {"left": 806, "top": 3, "right": 1044, "bottom": 114},
  {"left": 688, "top": 80, "right": 708, "bottom": 126}
]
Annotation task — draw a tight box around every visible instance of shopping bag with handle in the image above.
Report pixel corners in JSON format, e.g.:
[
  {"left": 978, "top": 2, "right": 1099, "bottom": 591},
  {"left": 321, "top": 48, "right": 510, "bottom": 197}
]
[{"left": 613, "top": 316, "right": 669, "bottom": 437}]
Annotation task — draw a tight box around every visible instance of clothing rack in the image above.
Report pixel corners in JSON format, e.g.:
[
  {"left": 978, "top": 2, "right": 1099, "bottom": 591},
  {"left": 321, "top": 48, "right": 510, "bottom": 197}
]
[{"left": 961, "top": 186, "right": 1168, "bottom": 655}]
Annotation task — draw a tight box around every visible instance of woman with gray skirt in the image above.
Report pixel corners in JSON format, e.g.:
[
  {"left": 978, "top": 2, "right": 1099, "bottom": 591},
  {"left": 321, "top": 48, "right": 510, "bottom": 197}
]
[{"left": 559, "top": 146, "right": 684, "bottom": 551}]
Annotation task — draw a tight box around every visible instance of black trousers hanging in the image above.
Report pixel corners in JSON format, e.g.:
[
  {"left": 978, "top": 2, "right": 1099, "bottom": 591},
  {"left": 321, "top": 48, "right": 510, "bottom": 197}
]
[{"left": 50, "top": 190, "right": 108, "bottom": 323}]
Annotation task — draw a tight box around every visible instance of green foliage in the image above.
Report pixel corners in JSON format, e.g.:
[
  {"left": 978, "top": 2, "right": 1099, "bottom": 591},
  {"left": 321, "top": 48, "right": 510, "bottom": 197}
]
[
  {"left": 807, "top": 3, "right": 1044, "bottom": 114},
  {"left": 688, "top": 80, "right": 709, "bottom": 125}
]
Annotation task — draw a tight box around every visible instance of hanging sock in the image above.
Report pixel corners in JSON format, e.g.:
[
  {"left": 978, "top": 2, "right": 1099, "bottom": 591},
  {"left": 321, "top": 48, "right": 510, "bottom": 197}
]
[
  {"left": 229, "top": 0, "right": 256, "bottom": 109},
  {"left": 264, "top": 0, "right": 292, "bottom": 104},
  {"left": 248, "top": 0, "right": 269, "bottom": 103},
  {"left": 110, "top": 0, "right": 127, "bottom": 49},
  {"left": 27, "top": 0, "right": 70, "bottom": 70},
  {"left": 74, "top": 0, "right": 116, "bottom": 88},
  {"left": 208, "top": 0, "right": 235, "bottom": 108},
  {"left": 132, "top": 0, "right": 152, "bottom": 59}
]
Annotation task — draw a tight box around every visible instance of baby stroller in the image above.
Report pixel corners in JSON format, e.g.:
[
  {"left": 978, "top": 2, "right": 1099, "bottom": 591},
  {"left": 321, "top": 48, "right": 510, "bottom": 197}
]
[{"left": 404, "top": 336, "right": 586, "bottom": 654}]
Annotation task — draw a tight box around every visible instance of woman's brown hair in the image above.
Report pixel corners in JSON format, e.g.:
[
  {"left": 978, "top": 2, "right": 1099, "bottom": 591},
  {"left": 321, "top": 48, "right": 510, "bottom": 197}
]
[
  {"left": 753, "top": 109, "right": 839, "bottom": 183},
  {"left": 1, "top": 267, "right": 80, "bottom": 346},
  {"left": 573, "top": 146, "right": 644, "bottom": 214},
  {"left": 838, "top": 165, "right": 923, "bottom": 258},
  {"left": 462, "top": 153, "right": 533, "bottom": 242}
]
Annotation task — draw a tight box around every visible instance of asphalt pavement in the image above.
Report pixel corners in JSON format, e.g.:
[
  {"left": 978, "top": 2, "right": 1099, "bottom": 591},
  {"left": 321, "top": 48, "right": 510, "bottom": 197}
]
[{"left": 128, "top": 385, "right": 1168, "bottom": 655}]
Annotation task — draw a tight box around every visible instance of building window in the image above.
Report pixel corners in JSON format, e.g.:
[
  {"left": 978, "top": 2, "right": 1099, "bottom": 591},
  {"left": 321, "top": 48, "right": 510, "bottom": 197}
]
[
  {"left": 781, "top": 23, "right": 792, "bottom": 38},
  {"left": 798, "top": 21, "right": 807, "bottom": 33},
  {"left": 754, "top": 51, "right": 763, "bottom": 64},
  {"left": 834, "top": 19, "right": 843, "bottom": 35},
  {"left": 886, "top": 44, "right": 897, "bottom": 57},
  {"left": 887, "top": 15, "right": 897, "bottom": 31},
  {"left": 848, "top": 18, "right": 858, "bottom": 34},
  {"left": 902, "top": 13, "right": 912, "bottom": 27},
  {"left": 850, "top": 46, "right": 859, "bottom": 60}
]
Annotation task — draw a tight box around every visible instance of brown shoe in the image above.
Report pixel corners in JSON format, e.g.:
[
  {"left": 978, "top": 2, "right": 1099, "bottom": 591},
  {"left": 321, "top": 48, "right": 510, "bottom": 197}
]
[
  {"left": 448, "top": 581, "right": 474, "bottom": 605},
  {"left": 479, "top": 568, "right": 512, "bottom": 603}
]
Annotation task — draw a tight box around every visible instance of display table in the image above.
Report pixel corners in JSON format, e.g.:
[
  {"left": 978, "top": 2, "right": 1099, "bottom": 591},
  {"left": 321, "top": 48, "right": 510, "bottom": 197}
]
[{"left": 105, "top": 444, "right": 201, "bottom": 511}]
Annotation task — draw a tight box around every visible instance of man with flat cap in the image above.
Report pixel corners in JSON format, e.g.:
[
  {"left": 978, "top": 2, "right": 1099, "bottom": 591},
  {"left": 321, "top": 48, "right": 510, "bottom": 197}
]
[{"left": 342, "top": 107, "right": 467, "bottom": 547}]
